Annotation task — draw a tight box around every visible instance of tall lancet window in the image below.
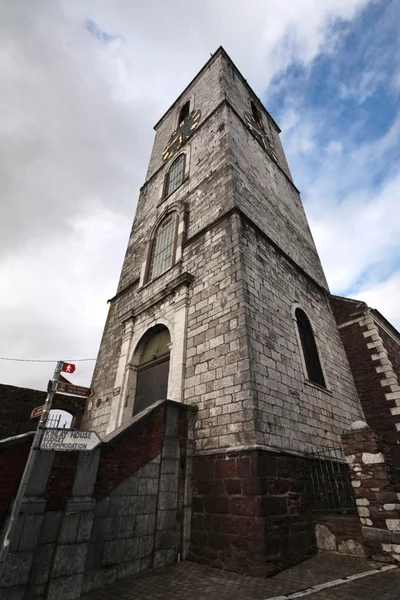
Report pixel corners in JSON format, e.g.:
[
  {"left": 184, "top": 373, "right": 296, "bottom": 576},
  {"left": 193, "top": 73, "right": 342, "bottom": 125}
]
[
  {"left": 295, "top": 308, "right": 326, "bottom": 387},
  {"left": 164, "top": 154, "right": 185, "bottom": 197},
  {"left": 147, "top": 212, "right": 178, "bottom": 281}
]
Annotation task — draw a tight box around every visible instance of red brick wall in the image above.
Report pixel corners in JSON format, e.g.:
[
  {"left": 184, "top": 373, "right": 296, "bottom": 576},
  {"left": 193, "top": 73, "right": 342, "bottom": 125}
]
[
  {"left": 0, "top": 438, "right": 31, "bottom": 524},
  {"left": 95, "top": 406, "right": 166, "bottom": 498},
  {"left": 190, "top": 449, "right": 314, "bottom": 576}
]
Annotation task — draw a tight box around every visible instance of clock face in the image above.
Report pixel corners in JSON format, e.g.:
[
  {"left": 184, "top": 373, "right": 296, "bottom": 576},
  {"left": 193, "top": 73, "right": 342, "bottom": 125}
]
[
  {"left": 244, "top": 112, "right": 278, "bottom": 162},
  {"left": 162, "top": 109, "right": 201, "bottom": 161}
]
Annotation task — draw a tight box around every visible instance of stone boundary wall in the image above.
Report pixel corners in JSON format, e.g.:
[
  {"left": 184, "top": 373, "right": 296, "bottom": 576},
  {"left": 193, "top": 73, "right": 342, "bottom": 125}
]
[
  {"left": 314, "top": 514, "right": 365, "bottom": 556},
  {"left": 0, "top": 383, "right": 86, "bottom": 440},
  {"left": 0, "top": 400, "right": 195, "bottom": 600},
  {"left": 342, "top": 423, "right": 400, "bottom": 563}
]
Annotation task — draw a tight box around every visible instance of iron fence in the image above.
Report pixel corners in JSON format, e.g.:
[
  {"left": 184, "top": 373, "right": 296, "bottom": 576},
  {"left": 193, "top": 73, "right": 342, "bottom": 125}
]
[{"left": 306, "top": 445, "right": 357, "bottom": 514}]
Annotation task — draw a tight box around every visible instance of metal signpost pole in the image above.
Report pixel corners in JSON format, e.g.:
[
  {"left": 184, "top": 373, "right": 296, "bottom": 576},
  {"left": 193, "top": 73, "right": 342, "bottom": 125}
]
[{"left": 0, "top": 360, "right": 64, "bottom": 581}]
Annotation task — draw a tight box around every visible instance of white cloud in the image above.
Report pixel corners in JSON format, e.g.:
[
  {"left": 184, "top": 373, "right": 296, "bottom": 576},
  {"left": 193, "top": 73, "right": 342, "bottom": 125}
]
[{"left": 0, "top": 0, "right": 380, "bottom": 389}]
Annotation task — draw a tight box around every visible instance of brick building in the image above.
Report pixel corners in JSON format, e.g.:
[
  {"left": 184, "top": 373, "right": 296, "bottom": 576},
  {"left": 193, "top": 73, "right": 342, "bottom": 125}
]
[
  {"left": 82, "top": 47, "right": 365, "bottom": 571},
  {"left": 331, "top": 296, "right": 400, "bottom": 442}
]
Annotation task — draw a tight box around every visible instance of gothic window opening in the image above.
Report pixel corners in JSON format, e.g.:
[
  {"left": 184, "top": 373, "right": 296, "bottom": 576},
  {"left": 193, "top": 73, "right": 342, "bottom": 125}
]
[
  {"left": 251, "top": 101, "right": 263, "bottom": 128},
  {"left": 164, "top": 154, "right": 185, "bottom": 197},
  {"left": 295, "top": 308, "right": 326, "bottom": 387},
  {"left": 178, "top": 101, "right": 190, "bottom": 125},
  {"left": 133, "top": 325, "right": 171, "bottom": 415},
  {"left": 147, "top": 212, "right": 178, "bottom": 281}
]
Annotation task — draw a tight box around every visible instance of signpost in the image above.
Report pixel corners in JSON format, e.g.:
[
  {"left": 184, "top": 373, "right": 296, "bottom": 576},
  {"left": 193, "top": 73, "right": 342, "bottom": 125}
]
[
  {"left": 61, "top": 362, "right": 76, "bottom": 374},
  {"left": 30, "top": 405, "right": 44, "bottom": 419},
  {"left": 0, "top": 361, "right": 75, "bottom": 580},
  {"left": 40, "top": 429, "right": 101, "bottom": 452},
  {"left": 56, "top": 382, "right": 94, "bottom": 398}
]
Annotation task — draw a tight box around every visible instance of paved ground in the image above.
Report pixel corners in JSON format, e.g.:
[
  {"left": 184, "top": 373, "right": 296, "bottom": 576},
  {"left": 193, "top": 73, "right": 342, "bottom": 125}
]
[{"left": 81, "top": 555, "right": 400, "bottom": 600}]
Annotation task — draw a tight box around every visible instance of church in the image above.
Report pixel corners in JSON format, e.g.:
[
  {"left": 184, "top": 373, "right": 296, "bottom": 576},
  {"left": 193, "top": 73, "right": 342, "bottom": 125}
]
[{"left": 80, "top": 47, "right": 400, "bottom": 572}]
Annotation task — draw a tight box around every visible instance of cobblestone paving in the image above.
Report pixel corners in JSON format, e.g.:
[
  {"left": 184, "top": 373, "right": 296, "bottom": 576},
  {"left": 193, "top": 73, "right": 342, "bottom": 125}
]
[{"left": 81, "top": 555, "right": 400, "bottom": 600}]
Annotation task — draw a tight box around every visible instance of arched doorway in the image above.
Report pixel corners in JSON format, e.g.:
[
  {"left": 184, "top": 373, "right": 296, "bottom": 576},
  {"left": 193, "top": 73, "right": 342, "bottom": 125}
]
[{"left": 133, "top": 325, "right": 171, "bottom": 415}]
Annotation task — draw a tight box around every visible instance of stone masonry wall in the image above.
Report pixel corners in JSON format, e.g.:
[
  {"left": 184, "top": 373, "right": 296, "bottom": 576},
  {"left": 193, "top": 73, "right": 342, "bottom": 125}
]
[
  {"left": 237, "top": 220, "right": 362, "bottom": 452},
  {"left": 190, "top": 449, "right": 315, "bottom": 576},
  {"left": 0, "top": 401, "right": 195, "bottom": 600},
  {"left": 342, "top": 424, "right": 400, "bottom": 564}
]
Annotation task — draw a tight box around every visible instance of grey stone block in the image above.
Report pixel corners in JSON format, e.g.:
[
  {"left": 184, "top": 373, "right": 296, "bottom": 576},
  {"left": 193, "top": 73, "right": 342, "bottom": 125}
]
[
  {"left": 0, "top": 584, "right": 25, "bottom": 600},
  {"left": 28, "top": 543, "right": 55, "bottom": 586},
  {"left": 128, "top": 495, "right": 144, "bottom": 515},
  {"left": 139, "top": 535, "right": 154, "bottom": 558},
  {"left": 147, "top": 513, "right": 156, "bottom": 535},
  {"left": 81, "top": 569, "right": 105, "bottom": 594},
  {"left": 94, "top": 517, "right": 118, "bottom": 541},
  {"left": 165, "top": 405, "right": 179, "bottom": 437},
  {"left": 134, "top": 515, "right": 149, "bottom": 537},
  {"left": 140, "top": 496, "right": 156, "bottom": 514},
  {"left": 138, "top": 477, "right": 158, "bottom": 496},
  {"left": 64, "top": 498, "right": 95, "bottom": 513},
  {"left": 9, "top": 516, "right": 24, "bottom": 552},
  {"left": 77, "top": 512, "right": 94, "bottom": 542},
  {"left": 52, "top": 543, "right": 88, "bottom": 577},
  {"left": 362, "top": 526, "right": 392, "bottom": 543},
  {"left": 153, "top": 548, "right": 176, "bottom": 568},
  {"left": 20, "top": 498, "right": 46, "bottom": 515},
  {"left": 47, "top": 573, "right": 83, "bottom": 600},
  {"left": 0, "top": 551, "right": 33, "bottom": 587},
  {"left": 124, "top": 537, "right": 140, "bottom": 561},
  {"left": 140, "top": 555, "right": 152, "bottom": 571},
  {"left": 72, "top": 449, "right": 100, "bottom": 497},
  {"left": 155, "top": 529, "right": 176, "bottom": 551},
  {"left": 117, "top": 559, "right": 141, "bottom": 580},
  {"left": 26, "top": 451, "right": 54, "bottom": 496},
  {"left": 161, "top": 457, "right": 179, "bottom": 475},
  {"left": 108, "top": 496, "right": 129, "bottom": 517},
  {"left": 94, "top": 497, "right": 110, "bottom": 518},
  {"left": 111, "top": 475, "right": 139, "bottom": 496},
  {"left": 156, "top": 509, "right": 177, "bottom": 531},
  {"left": 103, "top": 539, "right": 124, "bottom": 566},
  {"left": 18, "top": 514, "right": 43, "bottom": 551},
  {"left": 117, "top": 515, "right": 136, "bottom": 539},
  {"left": 160, "top": 476, "right": 178, "bottom": 493},
  {"left": 161, "top": 438, "right": 179, "bottom": 460},
  {"left": 158, "top": 491, "right": 178, "bottom": 511},
  {"left": 84, "top": 542, "right": 104, "bottom": 570},
  {"left": 58, "top": 513, "right": 80, "bottom": 544},
  {"left": 39, "top": 512, "right": 62, "bottom": 544}
]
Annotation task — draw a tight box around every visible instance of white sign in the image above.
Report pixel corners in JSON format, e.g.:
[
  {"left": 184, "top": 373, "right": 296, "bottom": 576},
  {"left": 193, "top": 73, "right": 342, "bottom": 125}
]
[{"left": 40, "top": 429, "right": 102, "bottom": 452}]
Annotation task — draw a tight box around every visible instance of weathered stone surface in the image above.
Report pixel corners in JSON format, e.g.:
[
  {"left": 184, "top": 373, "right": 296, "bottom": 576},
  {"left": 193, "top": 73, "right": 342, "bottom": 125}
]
[
  {"left": 47, "top": 573, "right": 84, "bottom": 600},
  {"left": 52, "top": 543, "right": 88, "bottom": 577},
  {"left": 315, "top": 524, "right": 336, "bottom": 551}
]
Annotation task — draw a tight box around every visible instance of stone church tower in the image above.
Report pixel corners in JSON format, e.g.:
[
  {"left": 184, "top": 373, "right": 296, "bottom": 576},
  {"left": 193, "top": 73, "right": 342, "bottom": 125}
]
[{"left": 83, "top": 47, "right": 364, "bottom": 569}]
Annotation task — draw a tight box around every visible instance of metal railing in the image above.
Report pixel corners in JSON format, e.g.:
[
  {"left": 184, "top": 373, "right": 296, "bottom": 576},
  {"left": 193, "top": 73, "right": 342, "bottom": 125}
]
[{"left": 306, "top": 445, "right": 357, "bottom": 514}]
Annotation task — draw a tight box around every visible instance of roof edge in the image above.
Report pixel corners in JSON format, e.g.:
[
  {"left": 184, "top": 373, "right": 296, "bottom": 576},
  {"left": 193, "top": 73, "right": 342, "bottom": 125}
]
[{"left": 153, "top": 46, "right": 280, "bottom": 133}]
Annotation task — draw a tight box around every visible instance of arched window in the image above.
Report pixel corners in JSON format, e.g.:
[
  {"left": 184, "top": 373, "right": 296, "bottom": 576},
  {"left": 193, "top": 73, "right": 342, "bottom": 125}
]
[
  {"left": 147, "top": 212, "right": 178, "bottom": 281},
  {"left": 251, "top": 101, "right": 263, "bottom": 128},
  {"left": 295, "top": 308, "right": 326, "bottom": 387},
  {"left": 164, "top": 154, "right": 185, "bottom": 197},
  {"left": 178, "top": 101, "right": 190, "bottom": 125}
]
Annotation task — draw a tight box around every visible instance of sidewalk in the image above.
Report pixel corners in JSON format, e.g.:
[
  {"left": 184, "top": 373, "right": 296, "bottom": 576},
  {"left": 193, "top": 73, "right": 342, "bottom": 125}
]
[{"left": 81, "top": 555, "right": 400, "bottom": 600}]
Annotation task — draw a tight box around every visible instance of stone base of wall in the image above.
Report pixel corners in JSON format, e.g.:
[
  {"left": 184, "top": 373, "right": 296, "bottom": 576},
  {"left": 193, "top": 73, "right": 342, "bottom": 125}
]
[
  {"left": 314, "top": 514, "right": 365, "bottom": 556},
  {"left": 189, "top": 448, "right": 316, "bottom": 576}
]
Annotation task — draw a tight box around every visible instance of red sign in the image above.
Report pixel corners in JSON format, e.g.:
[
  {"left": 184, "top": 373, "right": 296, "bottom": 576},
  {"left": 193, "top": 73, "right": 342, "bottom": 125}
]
[
  {"left": 56, "top": 382, "right": 94, "bottom": 398},
  {"left": 62, "top": 362, "right": 76, "bottom": 374},
  {"left": 30, "top": 405, "right": 44, "bottom": 419}
]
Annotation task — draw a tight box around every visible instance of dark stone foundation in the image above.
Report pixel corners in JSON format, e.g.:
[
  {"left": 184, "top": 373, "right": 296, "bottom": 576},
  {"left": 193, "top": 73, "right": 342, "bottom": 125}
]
[{"left": 189, "top": 448, "right": 316, "bottom": 576}]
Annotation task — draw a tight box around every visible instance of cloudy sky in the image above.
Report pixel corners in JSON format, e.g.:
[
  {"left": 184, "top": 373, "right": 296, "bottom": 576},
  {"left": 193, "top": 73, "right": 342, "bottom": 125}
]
[{"left": 1, "top": 0, "right": 399, "bottom": 391}]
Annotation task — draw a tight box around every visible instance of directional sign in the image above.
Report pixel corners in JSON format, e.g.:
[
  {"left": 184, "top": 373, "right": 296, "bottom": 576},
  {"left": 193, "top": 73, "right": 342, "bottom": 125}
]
[
  {"left": 62, "top": 362, "right": 76, "bottom": 374},
  {"left": 30, "top": 405, "right": 44, "bottom": 419},
  {"left": 40, "top": 429, "right": 101, "bottom": 452},
  {"left": 56, "top": 382, "right": 94, "bottom": 398}
]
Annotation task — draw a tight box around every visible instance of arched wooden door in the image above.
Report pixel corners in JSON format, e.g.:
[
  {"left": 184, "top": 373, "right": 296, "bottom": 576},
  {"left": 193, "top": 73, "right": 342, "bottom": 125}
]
[{"left": 133, "top": 326, "right": 171, "bottom": 415}]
